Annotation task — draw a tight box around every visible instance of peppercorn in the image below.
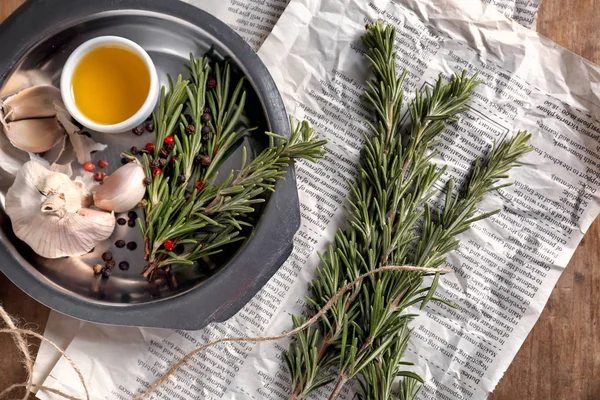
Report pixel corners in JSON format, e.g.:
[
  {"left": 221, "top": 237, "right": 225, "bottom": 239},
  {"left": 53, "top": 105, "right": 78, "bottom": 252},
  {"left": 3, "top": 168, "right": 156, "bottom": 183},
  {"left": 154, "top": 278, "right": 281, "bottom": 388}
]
[
  {"left": 202, "top": 113, "right": 211, "bottom": 123},
  {"left": 83, "top": 162, "right": 95, "bottom": 172},
  {"left": 207, "top": 77, "right": 216, "bottom": 89},
  {"left": 93, "top": 264, "right": 103, "bottom": 274},
  {"left": 202, "top": 133, "right": 210, "bottom": 142},
  {"left": 165, "top": 143, "right": 175, "bottom": 153},
  {"left": 119, "top": 261, "right": 130, "bottom": 271},
  {"left": 152, "top": 168, "right": 162, "bottom": 177},
  {"left": 201, "top": 125, "right": 211, "bottom": 135},
  {"left": 145, "top": 121, "right": 155, "bottom": 132},
  {"left": 102, "top": 268, "right": 111, "bottom": 278},
  {"left": 164, "top": 135, "right": 175, "bottom": 145},
  {"left": 150, "top": 159, "right": 160, "bottom": 169},
  {"left": 121, "top": 157, "right": 130, "bottom": 165},
  {"left": 203, "top": 107, "right": 211, "bottom": 114},
  {"left": 193, "top": 155, "right": 203, "bottom": 165},
  {"left": 115, "top": 240, "right": 126, "bottom": 248},
  {"left": 186, "top": 125, "right": 196, "bottom": 135},
  {"left": 93, "top": 171, "right": 106, "bottom": 182},
  {"left": 159, "top": 148, "right": 168, "bottom": 158},
  {"left": 159, "top": 158, "right": 168, "bottom": 167},
  {"left": 143, "top": 177, "right": 153, "bottom": 186},
  {"left": 128, "top": 211, "right": 138, "bottom": 220},
  {"left": 145, "top": 143, "right": 155, "bottom": 152},
  {"left": 177, "top": 175, "right": 186, "bottom": 185},
  {"left": 105, "top": 260, "right": 116, "bottom": 269},
  {"left": 97, "top": 159, "right": 108, "bottom": 169},
  {"left": 117, "top": 218, "right": 127, "bottom": 226},
  {"left": 164, "top": 239, "right": 175, "bottom": 252},
  {"left": 127, "top": 219, "right": 136, "bottom": 228},
  {"left": 201, "top": 155, "right": 212, "bottom": 166},
  {"left": 126, "top": 242, "right": 137, "bottom": 251},
  {"left": 195, "top": 180, "right": 204, "bottom": 191},
  {"left": 132, "top": 126, "right": 144, "bottom": 135},
  {"left": 102, "top": 252, "right": 113, "bottom": 262}
]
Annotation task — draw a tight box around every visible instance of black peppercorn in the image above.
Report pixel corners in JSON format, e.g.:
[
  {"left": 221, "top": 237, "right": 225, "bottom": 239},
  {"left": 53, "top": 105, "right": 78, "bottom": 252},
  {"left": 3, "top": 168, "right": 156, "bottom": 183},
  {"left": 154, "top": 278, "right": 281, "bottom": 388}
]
[
  {"left": 127, "top": 242, "right": 137, "bottom": 251},
  {"left": 132, "top": 126, "right": 144, "bottom": 136},
  {"left": 128, "top": 211, "right": 138, "bottom": 220},
  {"left": 101, "top": 252, "right": 112, "bottom": 262},
  {"left": 115, "top": 240, "right": 126, "bottom": 248},
  {"left": 117, "top": 218, "right": 127, "bottom": 226},
  {"left": 159, "top": 158, "right": 168, "bottom": 167},
  {"left": 201, "top": 125, "right": 211, "bottom": 135},
  {"left": 121, "top": 157, "right": 130, "bottom": 165},
  {"left": 165, "top": 143, "right": 175, "bottom": 153},
  {"left": 130, "top": 146, "right": 139, "bottom": 155},
  {"left": 143, "top": 177, "right": 153, "bottom": 186},
  {"left": 177, "top": 175, "right": 186, "bottom": 185},
  {"left": 102, "top": 268, "right": 111, "bottom": 278},
  {"left": 106, "top": 260, "right": 116, "bottom": 269},
  {"left": 203, "top": 107, "right": 211, "bottom": 114},
  {"left": 150, "top": 159, "right": 160, "bottom": 169},
  {"left": 193, "top": 155, "right": 203, "bottom": 165},
  {"left": 201, "top": 155, "right": 212, "bottom": 166},
  {"left": 127, "top": 219, "right": 136, "bottom": 228},
  {"left": 186, "top": 125, "right": 196, "bottom": 135},
  {"left": 202, "top": 113, "right": 211, "bottom": 123},
  {"left": 119, "top": 261, "right": 130, "bottom": 271},
  {"left": 145, "top": 121, "right": 155, "bottom": 132}
]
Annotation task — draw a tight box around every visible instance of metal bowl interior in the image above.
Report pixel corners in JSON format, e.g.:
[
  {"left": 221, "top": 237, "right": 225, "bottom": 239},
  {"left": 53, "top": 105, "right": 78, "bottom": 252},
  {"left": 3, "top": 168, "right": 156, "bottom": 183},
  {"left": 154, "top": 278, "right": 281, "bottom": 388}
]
[{"left": 0, "top": 1, "right": 298, "bottom": 328}]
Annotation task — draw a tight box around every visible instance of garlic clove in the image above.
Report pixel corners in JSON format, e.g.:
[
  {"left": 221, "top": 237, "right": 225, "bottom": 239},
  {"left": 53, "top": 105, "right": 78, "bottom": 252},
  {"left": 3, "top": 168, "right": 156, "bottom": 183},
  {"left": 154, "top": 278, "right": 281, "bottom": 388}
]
[
  {"left": 93, "top": 160, "right": 147, "bottom": 213},
  {"left": 5, "top": 160, "right": 115, "bottom": 258},
  {"left": 3, "top": 117, "right": 65, "bottom": 153},
  {"left": 0, "top": 125, "right": 29, "bottom": 175},
  {"left": 0, "top": 70, "right": 51, "bottom": 99},
  {"left": 3, "top": 85, "right": 63, "bottom": 122},
  {"left": 55, "top": 104, "right": 106, "bottom": 163}
]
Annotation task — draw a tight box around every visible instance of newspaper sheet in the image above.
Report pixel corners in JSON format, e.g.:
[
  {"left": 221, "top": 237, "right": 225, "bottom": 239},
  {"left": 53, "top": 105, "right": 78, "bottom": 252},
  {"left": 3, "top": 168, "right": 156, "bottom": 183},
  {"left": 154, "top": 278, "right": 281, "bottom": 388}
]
[{"left": 34, "top": 0, "right": 600, "bottom": 399}]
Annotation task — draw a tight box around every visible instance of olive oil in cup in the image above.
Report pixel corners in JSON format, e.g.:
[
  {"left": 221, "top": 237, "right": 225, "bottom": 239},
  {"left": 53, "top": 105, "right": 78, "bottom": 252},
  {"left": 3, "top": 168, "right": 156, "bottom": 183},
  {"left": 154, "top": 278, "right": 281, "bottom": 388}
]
[{"left": 60, "top": 36, "right": 159, "bottom": 134}]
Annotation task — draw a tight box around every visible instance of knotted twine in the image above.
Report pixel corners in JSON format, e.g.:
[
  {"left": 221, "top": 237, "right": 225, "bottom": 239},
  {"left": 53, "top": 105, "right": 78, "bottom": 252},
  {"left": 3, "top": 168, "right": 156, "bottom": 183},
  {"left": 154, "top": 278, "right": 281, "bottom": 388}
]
[{"left": 0, "top": 264, "right": 450, "bottom": 400}]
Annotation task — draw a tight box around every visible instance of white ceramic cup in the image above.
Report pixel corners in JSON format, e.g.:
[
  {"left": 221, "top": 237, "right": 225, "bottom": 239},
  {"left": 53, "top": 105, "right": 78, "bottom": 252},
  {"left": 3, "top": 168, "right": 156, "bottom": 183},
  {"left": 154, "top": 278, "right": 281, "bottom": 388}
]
[{"left": 60, "top": 36, "right": 159, "bottom": 134}]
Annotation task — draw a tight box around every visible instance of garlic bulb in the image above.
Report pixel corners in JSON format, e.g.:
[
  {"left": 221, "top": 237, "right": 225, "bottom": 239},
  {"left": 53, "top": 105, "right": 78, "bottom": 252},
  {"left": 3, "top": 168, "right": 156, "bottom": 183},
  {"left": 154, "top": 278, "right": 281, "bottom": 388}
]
[
  {"left": 5, "top": 160, "right": 115, "bottom": 258},
  {"left": 3, "top": 85, "right": 62, "bottom": 122},
  {"left": 93, "top": 160, "right": 147, "bottom": 213}
]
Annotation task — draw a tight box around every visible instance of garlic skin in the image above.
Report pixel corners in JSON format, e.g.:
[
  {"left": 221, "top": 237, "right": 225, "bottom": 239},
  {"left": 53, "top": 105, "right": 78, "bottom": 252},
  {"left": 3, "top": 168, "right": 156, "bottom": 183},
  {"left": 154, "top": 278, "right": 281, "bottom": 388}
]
[
  {"left": 3, "top": 85, "right": 62, "bottom": 122},
  {"left": 93, "top": 160, "right": 147, "bottom": 213},
  {"left": 55, "top": 104, "right": 107, "bottom": 164},
  {"left": 5, "top": 160, "right": 115, "bottom": 258}
]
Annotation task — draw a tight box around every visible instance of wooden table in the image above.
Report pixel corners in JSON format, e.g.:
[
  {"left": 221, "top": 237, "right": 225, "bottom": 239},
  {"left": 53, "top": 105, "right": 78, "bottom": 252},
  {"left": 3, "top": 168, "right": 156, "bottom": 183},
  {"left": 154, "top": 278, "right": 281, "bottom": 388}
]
[{"left": 1, "top": 0, "right": 599, "bottom": 399}]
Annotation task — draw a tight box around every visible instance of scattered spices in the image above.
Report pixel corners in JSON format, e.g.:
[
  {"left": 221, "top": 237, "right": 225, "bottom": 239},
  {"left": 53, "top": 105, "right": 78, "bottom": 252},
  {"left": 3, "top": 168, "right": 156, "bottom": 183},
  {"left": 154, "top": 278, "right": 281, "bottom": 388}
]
[
  {"left": 145, "top": 143, "right": 155, "bottom": 152},
  {"left": 164, "top": 135, "right": 175, "bottom": 145},
  {"left": 171, "top": 156, "right": 178, "bottom": 162},
  {"left": 93, "top": 171, "right": 106, "bottom": 182},
  {"left": 105, "top": 260, "right": 116, "bottom": 269},
  {"left": 203, "top": 107, "right": 211, "bottom": 114},
  {"left": 177, "top": 175, "right": 186, "bottom": 185},
  {"left": 145, "top": 121, "right": 154, "bottom": 132},
  {"left": 101, "top": 252, "right": 113, "bottom": 262},
  {"left": 159, "top": 148, "right": 168, "bottom": 158},
  {"left": 201, "top": 155, "right": 212, "bottom": 166},
  {"left": 115, "top": 240, "right": 126, "bottom": 248},
  {"left": 164, "top": 239, "right": 175, "bottom": 252},
  {"left": 195, "top": 180, "right": 204, "bottom": 191},
  {"left": 120, "top": 157, "right": 130, "bottom": 165},
  {"left": 159, "top": 158, "right": 168, "bottom": 167},
  {"left": 202, "top": 113, "right": 211, "bottom": 123},
  {"left": 119, "top": 261, "right": 130, "bottom": 271},
  {"left": 126, "top": 241, "right": 137, "bottom": 251},
  {"left": 102, "top": 268, "right": 111, "bottom": 278},
  {"left": 152, "top": 168, "right": 162, "bottom": 177},
  {"left": 150, "top": 159, "right": 161, "bottom": 169},
  {"left": 117, "top": 218, "right": 127, "bottom": 226},
  {"left": 186, "top": 125, "right": 196, "bottom": 135},
  {"left": 127, "top": 219, "right": 136, "bottom": 228},
  {"left": 207, "top": 77, "right": 216, "bottom": 89},
  {"left": 143, "top": 177, "right": 152, "bottom": 186},
  {"left": 201, "top": 125, "right": 211, "bottom": 135},
  {"left": 165, "top": 143, "right": 175, "bottom": 153},
  {"left": 193, "top": 155, "right": 203, "bottom": 165},
  {"left": 83, "top": 162, "right": 95, "bottom": 172},
  {"left": 97, "top": 159, "right": 108, "bottom": 169},
  {"left": 132, "top": 126, "right": 144, "bottom": 136},
  {"left": 202, "top": 132, "right": 210, "bottom": 142},
  {"left": 128, "top": 211, "right": 138, "bottom": 220},
  {"left": 93, "top": 264, "right": 103, "bottom": 274}
]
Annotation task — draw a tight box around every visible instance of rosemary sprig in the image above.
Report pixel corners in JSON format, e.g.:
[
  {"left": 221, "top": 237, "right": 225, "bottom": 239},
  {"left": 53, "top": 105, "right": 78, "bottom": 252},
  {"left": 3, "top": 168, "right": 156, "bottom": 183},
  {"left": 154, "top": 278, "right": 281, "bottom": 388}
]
[
  {"left": 284, "top": 21, "right": 531, "bottom": 400},
  {"left": 139, "top": 55, "right": 326, "bottom": 278}
]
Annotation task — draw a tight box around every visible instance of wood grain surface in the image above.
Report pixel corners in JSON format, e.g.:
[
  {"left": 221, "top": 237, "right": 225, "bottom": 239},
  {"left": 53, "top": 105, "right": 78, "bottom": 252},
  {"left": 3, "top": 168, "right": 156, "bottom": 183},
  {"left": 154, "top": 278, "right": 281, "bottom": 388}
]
[{"left": 0, "top": 0, "right": 599, "bottom": 399}]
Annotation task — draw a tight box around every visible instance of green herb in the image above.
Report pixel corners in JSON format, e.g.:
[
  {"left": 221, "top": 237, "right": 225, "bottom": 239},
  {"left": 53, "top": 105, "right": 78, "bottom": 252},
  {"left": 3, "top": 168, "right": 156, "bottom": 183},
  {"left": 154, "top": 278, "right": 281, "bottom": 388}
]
[
  {"left": 139, "top": 55, "right": 327, "bottom": 279},
  {"left": 284, "top": 21, "right": 531, "bottom": 400}
]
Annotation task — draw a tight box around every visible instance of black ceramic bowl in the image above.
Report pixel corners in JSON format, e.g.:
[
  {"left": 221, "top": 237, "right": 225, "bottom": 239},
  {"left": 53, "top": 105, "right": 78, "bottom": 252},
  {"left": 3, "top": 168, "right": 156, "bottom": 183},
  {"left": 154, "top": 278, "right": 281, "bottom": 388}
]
[{"left": 0, "top": 0, "right": 299, "bottom": 329}]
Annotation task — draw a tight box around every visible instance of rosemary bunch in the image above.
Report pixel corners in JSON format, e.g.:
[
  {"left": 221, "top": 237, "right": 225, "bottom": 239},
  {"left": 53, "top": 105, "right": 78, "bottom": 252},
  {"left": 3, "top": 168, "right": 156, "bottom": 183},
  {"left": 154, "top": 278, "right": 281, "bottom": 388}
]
[
  {"left": 139, "top": 54, "right": 326, "bottom": 279},
  {"left": 284, "top": 21, "right": 531, "bottom": 400}
]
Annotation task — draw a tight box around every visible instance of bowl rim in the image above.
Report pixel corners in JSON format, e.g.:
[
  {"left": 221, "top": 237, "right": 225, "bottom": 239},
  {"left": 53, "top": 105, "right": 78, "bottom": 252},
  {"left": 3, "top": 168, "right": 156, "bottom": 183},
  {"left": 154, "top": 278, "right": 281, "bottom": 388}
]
[
  {"left": 60, "top": 35, "right": 160, "bottom": 133},
  {"left": 0, "top": 0, "right": 300, "bottom": 330}
]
